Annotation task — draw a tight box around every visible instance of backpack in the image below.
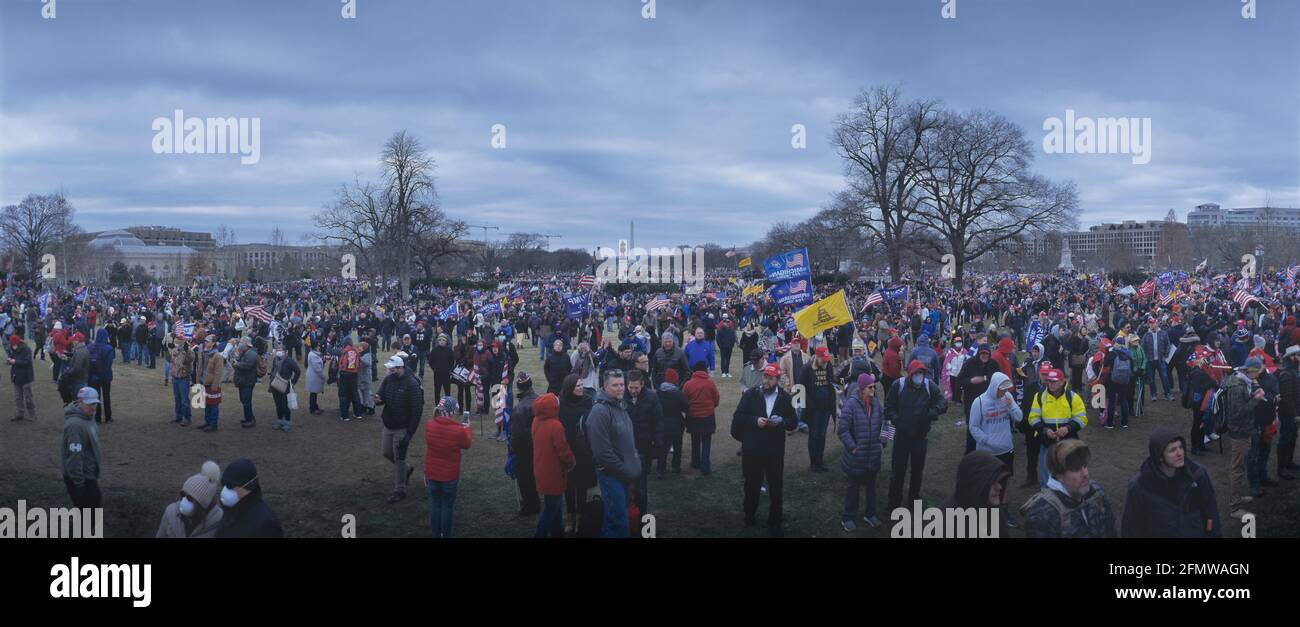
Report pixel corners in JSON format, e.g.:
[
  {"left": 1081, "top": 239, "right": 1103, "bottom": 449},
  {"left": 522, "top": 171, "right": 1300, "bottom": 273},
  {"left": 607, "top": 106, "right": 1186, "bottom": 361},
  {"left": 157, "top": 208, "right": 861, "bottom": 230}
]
[
  {"left": 256, "top": 352, "right": 271, "bottom": 378},
  {"left": 1110, "top": 352, "right": 1132, "bottom": 384}
]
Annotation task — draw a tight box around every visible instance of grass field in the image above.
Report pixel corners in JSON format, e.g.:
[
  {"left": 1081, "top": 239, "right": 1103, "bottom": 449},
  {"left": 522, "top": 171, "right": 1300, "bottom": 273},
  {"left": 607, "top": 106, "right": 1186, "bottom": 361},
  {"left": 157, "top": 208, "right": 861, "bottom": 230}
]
[{"left": 2, "top": 336, "right": 1296, "bottom": 538}]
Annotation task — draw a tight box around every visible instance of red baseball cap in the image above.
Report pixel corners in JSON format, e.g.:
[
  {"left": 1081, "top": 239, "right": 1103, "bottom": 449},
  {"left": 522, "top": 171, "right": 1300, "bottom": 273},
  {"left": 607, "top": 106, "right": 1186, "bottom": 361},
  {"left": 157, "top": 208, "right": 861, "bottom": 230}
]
[
  {"left": 762, "top": 363, "right": 780, "bottom": 378},
  {"left": 815, "top": 346, "right": 831, "bottom": 362}
]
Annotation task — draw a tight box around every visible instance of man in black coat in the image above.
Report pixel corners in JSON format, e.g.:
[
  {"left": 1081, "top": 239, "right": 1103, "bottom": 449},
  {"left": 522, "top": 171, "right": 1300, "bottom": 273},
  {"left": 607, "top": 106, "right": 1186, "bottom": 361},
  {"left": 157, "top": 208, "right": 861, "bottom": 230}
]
[
  {"left": 508, "top": 373, "right": 541, "bottom": 516},
  {"left": 1120, "top": 427, "right": 1220, "bottom": 537},
  {"left": 730, "top": 362, "right": 798, "bottom": 537},
  {"left": 8, "top": 335, "right": 36, "bottom": 421},
  {"left": 884, "top": 360, "right": 948, "bottom": 512},
  {"left": 625, "top": 369, "right": 664, "bottom": 516},
  {"left": 1275, "top": 346, "right": 1300, "bottom": 479},
  {"left": 216, "top": 458, "right": 284, "bottom": 538},
  {"left": 376, "top": 356, "right": 425, "bottom": 503}
]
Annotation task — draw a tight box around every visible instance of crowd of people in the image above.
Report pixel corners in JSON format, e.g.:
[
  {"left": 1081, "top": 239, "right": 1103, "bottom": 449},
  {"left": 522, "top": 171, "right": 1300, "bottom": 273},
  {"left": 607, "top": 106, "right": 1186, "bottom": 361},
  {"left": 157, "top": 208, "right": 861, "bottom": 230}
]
[{"left": 4, "top": 262, "right": 1298, "bottom": 538}]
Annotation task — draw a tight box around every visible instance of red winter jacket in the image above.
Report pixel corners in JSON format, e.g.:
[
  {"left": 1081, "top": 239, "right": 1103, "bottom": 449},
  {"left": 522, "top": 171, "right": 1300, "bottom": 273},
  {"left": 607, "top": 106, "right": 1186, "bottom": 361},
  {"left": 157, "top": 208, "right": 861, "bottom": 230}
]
[
  {"left": 424, "top": 415, "right": 472, "bottom": 482},
  {"left": 531, "top": 395, "right": 575, "bottom": 496},
  {"left": 994, "top": 337, "right": 1015, "bottom": 379},
  {"left": 882, "top": 337, "right": 904, "bottom": 379},
  {"left": 683, "top": 371, "right": 720, "bottom": 418}
]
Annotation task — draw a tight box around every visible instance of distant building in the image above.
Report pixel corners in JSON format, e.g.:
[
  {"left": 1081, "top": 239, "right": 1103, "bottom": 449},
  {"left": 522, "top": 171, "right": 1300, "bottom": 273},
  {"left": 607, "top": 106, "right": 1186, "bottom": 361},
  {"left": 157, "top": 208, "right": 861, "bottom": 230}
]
[
  {"left": 215, "top": 243, "right": 342, "bottom": 278},
  {"left": 87, "top": 229, "right": 195, "bottom": 279},
  {"left": 1186, "top": 203, "right": 1300, "bottom": 233},
  {"left": 123, "top": 226, "right": 217, "bottom": 251},
  {"left": 1060, "top": 219, "right": 1185, "bottom": 269}
]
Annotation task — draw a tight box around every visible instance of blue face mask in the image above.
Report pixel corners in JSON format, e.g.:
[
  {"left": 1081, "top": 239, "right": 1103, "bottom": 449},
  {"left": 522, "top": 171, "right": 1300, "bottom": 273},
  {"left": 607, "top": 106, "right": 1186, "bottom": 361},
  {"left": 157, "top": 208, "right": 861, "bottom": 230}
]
[
  {"left": 178, "top": 496, "right": 195, "bottom": 517},
  {"left": 220, "top": 486, "right": 240, "bottom": 508}
]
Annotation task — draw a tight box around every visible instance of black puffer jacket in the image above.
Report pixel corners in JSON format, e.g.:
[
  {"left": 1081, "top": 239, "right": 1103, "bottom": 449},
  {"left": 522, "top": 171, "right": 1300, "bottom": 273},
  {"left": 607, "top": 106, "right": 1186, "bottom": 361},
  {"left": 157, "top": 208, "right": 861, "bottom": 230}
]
[
  {"left": 216, "top": 490, "right": 284, "bottom": 538},
  {"left": 378, "top": 370, "right": 425, "bottom": 435},
  {"left": 509, "top": 389, "right": 539, "bottom": 461},
  {"left": 1120, "top": 427, "right": 1221, "bottom": 538},
  {"left": 625, "top": 386, "right": 665, "bottom": 458}
]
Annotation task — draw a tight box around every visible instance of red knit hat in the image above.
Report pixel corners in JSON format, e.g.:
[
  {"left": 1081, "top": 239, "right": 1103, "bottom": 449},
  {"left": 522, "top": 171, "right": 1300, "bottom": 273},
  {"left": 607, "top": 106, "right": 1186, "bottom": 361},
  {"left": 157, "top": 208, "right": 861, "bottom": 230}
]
[{"left": 663, "top": 368, "right": 679, "bottom": 385}]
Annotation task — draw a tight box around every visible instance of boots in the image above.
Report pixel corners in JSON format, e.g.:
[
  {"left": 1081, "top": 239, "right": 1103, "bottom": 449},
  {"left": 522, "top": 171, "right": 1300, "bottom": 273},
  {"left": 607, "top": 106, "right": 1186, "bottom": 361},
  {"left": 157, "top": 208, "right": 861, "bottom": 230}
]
[
  {"left": 564, "top": 513, "right": 576, "bottom": 536},
  {"left": 1279, "top": 441, "right": 1298, "bottom": 479}
]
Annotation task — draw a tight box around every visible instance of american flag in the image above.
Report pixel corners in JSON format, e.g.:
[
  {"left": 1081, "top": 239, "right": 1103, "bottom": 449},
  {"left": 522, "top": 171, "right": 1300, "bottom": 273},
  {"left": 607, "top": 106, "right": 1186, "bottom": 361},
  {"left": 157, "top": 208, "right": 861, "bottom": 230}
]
[
  {"left": 242, "top": 304, "right": 273, "bottom": 323},
  {"left": 1233, "top": 289, "right": 1261, "bottom": 310},
  {"left": 860, "top": 291, "right": 884, "bottom": 312},
  {"left": 725, "top": 248, "right": 737, "bottom": 258},
  {"left": 646, "top": 295, "right": 671, "bottom": 312},
  {"left": 1287, "top": 265, "right": 1297, "bottom": 287},
  {"left": 789, "top": 252, "right": 804, "bottom": 266},
  {"left": 577, "top": 274, "right": 595, "bottom": 289},
  {"left": 1158, "top": 290, "right": 1179, "bottom": 307},
  {"left": 494, "top": 363, "right": 510, "bottom": 428},
  {"left": 882, "top": 422, "right": 896, "bottom": 441}
]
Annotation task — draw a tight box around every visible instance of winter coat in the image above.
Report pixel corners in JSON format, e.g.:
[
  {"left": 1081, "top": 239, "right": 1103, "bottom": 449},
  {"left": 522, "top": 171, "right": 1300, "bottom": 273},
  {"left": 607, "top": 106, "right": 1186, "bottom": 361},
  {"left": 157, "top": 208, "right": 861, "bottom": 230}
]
[
  {"left": 837, "top": 392, "right": 884, "bottom": 476},
  {"left": 216, "top": 491, "right": 284, "bottom": 538},
  {"left": 652, "top": 345, "right": 690, "bottom": 385},
  {"left": 378, "top": 370, "right": 425, "bottom": 435},
  {"left": 532, "top": 405, "right": 575, "bottom": 496},
  {"left": 155, "top": 501, "right": 223, "bottom": 538},
  {"left": 559, "top": 394, "right": 596, "bottom": 490},
  {"left": 626, "top": 386, "right": 665, "bottom": 458},
  {"left": 885, "top": 362, "right": 948, "bottom": 438},
  {"left": 87, "top": 329, "right": 114, "bottom": 386},
  {"left": 731, "top": 384, "right": 798, "bottom": 457},
  {"left": 1020, "top": 479, "right": 1118, "bottom": 538},
  {"left": 62, "top": 403, "right": 101, "bottom": 485},
  {"left": 424, "top": 415, "right": 472, "bottom": 482},
  {"left": 585, "top": 390, "right": 641, "bottom": 483},
  {"left": 8, "top": 342, "right": 33, "bottom": 386},
  {"left": 509, "top": 390, "right": 539, "bottom": 462},
  {"left": 306, "top": 351, "right": 326, "bottom": 393},
  {"left": 232, "top": 347, "right": 259, "bottom": 387},
  {"left": 682, "top": 370, "right": 720, "bottom": 434},
  {"left": 657, "top": 382, "right": 688, "bottom": 436},
  {"left": 683, "top": 338, "right": 715, "bottom": 371},
  {"left": 544, "top": 351, "right": 572, "bottom": 394},
  {"left": 1120, "top": 428, "right": 1221, "bottom": 538},
  {"left": 1220, "top": 372, "right": 1262, "bottom": 439}
]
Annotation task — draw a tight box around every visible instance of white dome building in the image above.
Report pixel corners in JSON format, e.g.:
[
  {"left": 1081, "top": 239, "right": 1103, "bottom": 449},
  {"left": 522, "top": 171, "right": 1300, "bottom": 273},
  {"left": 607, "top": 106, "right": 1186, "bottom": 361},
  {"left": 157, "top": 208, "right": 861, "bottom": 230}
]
[{"left": 89, "top": 229, "right": 196, "bottom": 279}]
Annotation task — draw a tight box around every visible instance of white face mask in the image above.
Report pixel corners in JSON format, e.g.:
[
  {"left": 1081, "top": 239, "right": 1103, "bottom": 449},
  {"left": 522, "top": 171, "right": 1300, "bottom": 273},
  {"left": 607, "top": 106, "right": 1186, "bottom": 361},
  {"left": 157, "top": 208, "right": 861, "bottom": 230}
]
[
  {"left": 220, "top": 486, "right": 241, "bottom": 508},
  {"left": 911, "top": 373, "right": 925, "bottom": 386},
  {"left": 178, "top": 496, "right": 196, "bottom": 516}
]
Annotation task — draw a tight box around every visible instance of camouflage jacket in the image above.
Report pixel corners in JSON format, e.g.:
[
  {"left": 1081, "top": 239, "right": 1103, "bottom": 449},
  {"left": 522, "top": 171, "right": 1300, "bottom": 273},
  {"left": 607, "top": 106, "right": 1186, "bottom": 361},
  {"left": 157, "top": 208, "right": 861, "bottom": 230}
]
[{"left": 1020, "top": 480, "right": 1118, "bottom": 538}]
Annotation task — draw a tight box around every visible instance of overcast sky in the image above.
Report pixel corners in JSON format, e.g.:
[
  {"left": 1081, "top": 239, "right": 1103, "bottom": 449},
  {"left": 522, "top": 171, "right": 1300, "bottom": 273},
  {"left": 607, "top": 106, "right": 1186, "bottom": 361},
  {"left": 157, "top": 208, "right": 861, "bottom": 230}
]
[{"left": 3, "top": 0, "right": 1297, "bottom": 252}]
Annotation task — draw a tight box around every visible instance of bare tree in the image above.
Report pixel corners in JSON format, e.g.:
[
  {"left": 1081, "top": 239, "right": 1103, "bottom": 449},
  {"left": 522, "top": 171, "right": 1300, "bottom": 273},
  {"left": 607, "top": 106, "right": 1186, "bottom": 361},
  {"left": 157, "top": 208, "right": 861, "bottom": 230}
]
[
  {"left": 315, "top": 176, "right": 391, "bottom": 286},
  {"left": 412, "top": 207, "right": 469, "bottom": 278},
  {"left": 380, "top": 130, "right": 440, "bottom": 299},
  {"left": 215, "top": 224, "right": 238, "bottom": 247},
  {"left": 831, "top": 85, "right": 942, "bottom": 282},
  {"left": 268, "top": 226, "right": 288, "bottom": 248},
  {"left": 0, "top": 192, "right": 79, "bottom": 281},
  {"left": 910, "top": 109, "right": 1078, "bottom": 288}
]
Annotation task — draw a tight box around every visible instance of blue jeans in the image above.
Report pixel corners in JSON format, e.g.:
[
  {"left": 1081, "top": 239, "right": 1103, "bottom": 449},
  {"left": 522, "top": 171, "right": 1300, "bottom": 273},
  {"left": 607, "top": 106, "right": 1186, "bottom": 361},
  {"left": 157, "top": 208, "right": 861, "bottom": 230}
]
[
  {"left": 540, "top": 343, "right": 549, "bottom": 362},
  {"left": 1247, "top": 432, "right": 1264, "bottom": 490},
  {"left": 1146, "top": 361, "right": 1171, "bottom": 398},
  {"left": 535, "top": 494, "right": 564, "bottom": 538},
  {"left": 416, "top": 349, "right": 428, "bottom": 378},
  {"left": 204, "top": 404, "right": 220, "bottom": 428},
  {"left": 238, "top": 385, "right": 255, "bottom": 423},
  {"left": 1038, "top": 445, "right": 1051, "bottom": 487},
  {"left": 806, "top": 408, "right": 831, "bottom": 465},
  {"left": 427, "top": 479, "right": 459, "bottom": 538},
  {"left": 690, "top": 433, "right": 712, "bottom": 473},
  {"left": 172, "top": 376, "right": 191, "bottom": 422},
  {"left": 596, "top": 471, "right": 630, "bottom": 538}
]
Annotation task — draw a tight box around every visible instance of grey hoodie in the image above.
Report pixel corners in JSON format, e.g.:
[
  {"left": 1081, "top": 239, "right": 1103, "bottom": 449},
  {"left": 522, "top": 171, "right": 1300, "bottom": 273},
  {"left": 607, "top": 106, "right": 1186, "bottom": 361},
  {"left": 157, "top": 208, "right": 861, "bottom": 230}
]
[
  {"left": 585, "top": 390, "right": 642, "bottom": 483},
  {"left": 967, "top": 372, "right": 1023, "bottom": 455}
]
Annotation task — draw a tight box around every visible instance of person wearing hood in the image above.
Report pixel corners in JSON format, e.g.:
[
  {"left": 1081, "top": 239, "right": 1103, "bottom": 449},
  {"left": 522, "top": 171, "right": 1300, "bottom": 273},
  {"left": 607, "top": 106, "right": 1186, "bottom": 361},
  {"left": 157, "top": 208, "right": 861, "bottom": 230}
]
[
  {"left": 838, "top": 374, "right": 885, "bottom": 532},
  {"left": 956, "top": 344, "right": 1001, "bottom": 453},
  {"left": 683, "top": 361, "right": 721, "bottom": 474},
  {"left": 216, "top": 458, "right": 284, "bottom": 538},
  {"left": 657, "top": 368, "right": 689, "bottom": 477},
  {"left": 1120, "top": 427, "right": 1220, "bottom": 538},
  {"left": 1103, "top": 335, "right": 1137, "bottom": 429},
  {"left": 906, "top": 334, "right": 942, "bottom": 385},
  {"left": 424, "top": 396, "right": 472, "bottom": 538},
  {"left": 1020, "top": 440, "right": 1117, "bottom": 538},
  {"left": 558, "top": 373, "right": 597, "bottom": 533},
  {"left": 881, "top": 336, "right": 904, "bottom": 391},
  {"left": 586, "top": 369, "right": 640, "bottom": 538},
  {"left": 731, "top": 362, "right": 798, "bottom": 537},
  {"left": 531, "top": 392, "right": 574, "bottom": 538},
  {"left": 968, "top": 372, "right": 1023, "bottom": 476},
  {"left": 156, "top": 461, "right": 224, "bottom": 538},
  {"left": 8, "top": 335, "right": 36, "bottom": 422},
  {"left": 884, "top": 360, "right": 948, "bottom": 512},
  {"left": 991, "top": 336, "right": 1016, "bottom": 381},
  {"left": 508, "top": 372, "right": 542, "bottom": 517},
  {"left": 1228, "top": 327, "right": 1251, "bottom": 368},
  {"left": 86, "top": 328, "right": 115, "bottom": 424},
  {"left": 947, "top": 451, "right": 1012, "bottom": 538},
  {"left": 62, "top": 387, "right": 103, "bottom": 508}
]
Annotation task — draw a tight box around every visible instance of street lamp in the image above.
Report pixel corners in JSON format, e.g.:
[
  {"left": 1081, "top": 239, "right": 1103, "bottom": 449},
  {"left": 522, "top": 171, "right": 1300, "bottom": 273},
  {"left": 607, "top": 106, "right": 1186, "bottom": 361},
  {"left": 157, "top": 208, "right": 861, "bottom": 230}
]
[{"left": 1256, "top": 244, "right": 1264, "bottom": 276}]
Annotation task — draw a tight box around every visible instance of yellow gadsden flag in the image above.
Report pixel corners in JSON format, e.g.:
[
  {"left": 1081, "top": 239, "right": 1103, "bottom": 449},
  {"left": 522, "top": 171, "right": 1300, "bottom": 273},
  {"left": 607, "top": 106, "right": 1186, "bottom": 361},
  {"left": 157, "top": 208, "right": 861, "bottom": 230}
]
[
  {"left": 738, "top": 256, "right": 752, "bottom": 268},
  {"left": 794, "top": 289, "right": 853, "bottom": 339},
  {"left": 742, "top": 284, "right": 765, "bottom": 297}
]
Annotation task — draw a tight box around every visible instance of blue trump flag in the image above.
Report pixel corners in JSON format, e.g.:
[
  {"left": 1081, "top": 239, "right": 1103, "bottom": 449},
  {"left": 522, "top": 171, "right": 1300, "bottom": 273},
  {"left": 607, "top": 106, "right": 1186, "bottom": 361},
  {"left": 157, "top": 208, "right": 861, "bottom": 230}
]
[
  {"left": 763, "top": 248, "right": 812, "bottom": 283},
  {"left": 565, "top": 293, "right": 590, "bottom": 319},
  {"left": 880, "top": 285, "right": 909, "bottom": 302},
  {"left": 479, "top": 302, "right": 502, "bottom": 316},
  {"left": 768, "top": 277, "right": 814, "bottom": 308}
]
